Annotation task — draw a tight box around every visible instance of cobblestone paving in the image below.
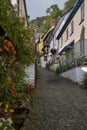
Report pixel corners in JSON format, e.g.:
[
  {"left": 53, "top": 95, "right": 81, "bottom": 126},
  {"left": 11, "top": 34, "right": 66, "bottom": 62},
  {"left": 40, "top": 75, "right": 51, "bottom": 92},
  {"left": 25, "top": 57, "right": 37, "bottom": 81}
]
[{"left": 22, "top": 68, "right": 87, "bottom": 130}]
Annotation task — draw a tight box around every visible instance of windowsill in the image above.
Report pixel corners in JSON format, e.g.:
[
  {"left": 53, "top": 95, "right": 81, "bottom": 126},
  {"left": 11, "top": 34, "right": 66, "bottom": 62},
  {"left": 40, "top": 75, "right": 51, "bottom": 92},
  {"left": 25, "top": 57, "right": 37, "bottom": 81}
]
[
  {"left": 70, "top": 32, "right": 73, "bottom": 36},
  {"left": 80, "top": 55, "right": 85, "bottom": 58},
  {"left": 79, "top": 19, "right": 84, "bottom": 25}
]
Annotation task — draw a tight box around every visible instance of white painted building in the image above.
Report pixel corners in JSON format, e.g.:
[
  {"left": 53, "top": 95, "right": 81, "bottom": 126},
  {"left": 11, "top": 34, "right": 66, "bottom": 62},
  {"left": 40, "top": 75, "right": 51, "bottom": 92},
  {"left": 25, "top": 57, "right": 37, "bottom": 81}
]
[
  {"left": 49, "top": 10, "right": 71, "bottom": 65},
  {"left": 42, "top": 0, "right": 87, "bottom": 84},
  {"left": 11, "top": 0, "right": 29, "bottom": 27},
  {"left": 57, "top": 0, "right": 87, "bottom": 63},
  {"left": 11, "top": 0, "right": 17, "bottom": 5},
  {"left": 40, "top": 26, "right": 55, "bottom": 68},
  {"left": 41, "top": 11, "right": 71, "bottom": 68},
  {"left": 56, "top": 0, "right": 87, "bottom": 84}
]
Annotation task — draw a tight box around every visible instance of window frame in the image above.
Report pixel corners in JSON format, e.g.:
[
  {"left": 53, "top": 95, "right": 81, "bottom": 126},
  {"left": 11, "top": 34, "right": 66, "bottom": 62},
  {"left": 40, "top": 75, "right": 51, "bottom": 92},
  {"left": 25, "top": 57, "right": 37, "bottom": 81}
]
[
  {"left": 44, "top": 55, "right": 47, "bottom": 61},
  {"left": 79, "top": 3, "right": 84, "bottom": 24},
  {"left": 70, "top": 20, "right": 74, "bottom": 36},
  {"left": 61, "top": 36, "right": 63, "bottom": 48},
  {"left": 80, "top": 27, "right": 85, "bottom": 57},
  {"left": 66, "top": 28, "right": 68, "bottom": 41}
]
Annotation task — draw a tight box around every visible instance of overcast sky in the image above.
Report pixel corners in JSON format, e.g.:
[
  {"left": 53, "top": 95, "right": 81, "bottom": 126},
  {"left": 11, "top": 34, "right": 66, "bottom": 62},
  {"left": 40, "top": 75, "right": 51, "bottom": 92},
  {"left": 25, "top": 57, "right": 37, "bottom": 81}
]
[{"left": 26, "top": 0, "right": 68, "bottom": 20}]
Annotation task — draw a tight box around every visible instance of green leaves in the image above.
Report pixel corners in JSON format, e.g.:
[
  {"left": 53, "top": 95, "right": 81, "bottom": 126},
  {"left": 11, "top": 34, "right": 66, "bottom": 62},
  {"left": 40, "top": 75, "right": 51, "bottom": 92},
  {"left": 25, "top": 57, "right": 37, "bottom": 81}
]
[
  {"left": 63, "top": 0, "right": 76, "bottom": 14},
  {"left": 0, "top": 0, "right": 34, "bottom": 65},
  {"left": 31, "top": 0, "right": 77, "bottom": 32}
]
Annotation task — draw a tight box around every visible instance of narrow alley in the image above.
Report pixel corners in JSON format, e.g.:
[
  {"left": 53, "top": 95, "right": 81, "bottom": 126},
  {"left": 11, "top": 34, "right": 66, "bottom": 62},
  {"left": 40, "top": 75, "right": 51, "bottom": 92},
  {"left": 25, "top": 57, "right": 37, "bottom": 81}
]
[{"left": 21, "top": 67, "right": 87, "bottom": 130}]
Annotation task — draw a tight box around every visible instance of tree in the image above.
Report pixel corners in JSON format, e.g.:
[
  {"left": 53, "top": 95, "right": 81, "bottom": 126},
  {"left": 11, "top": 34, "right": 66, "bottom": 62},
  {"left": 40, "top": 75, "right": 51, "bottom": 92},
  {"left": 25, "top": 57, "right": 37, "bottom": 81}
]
[
  {"left": 46, "top": 8, "right": 51, "bottom": 15},
  {"left": 62, "top": 0, "right": 76, "bottom": 13},
  {"left": 30, "top": 0, "right": 77, "bottom": 32},
  {"left": 43, "top": 4, "right": 62, "bottom": 30},
  {"left": 50, "top": 4, "right": 59, "bottom": 12},
  {"left": 46, "top": 4, "right": 60, "bottom": 15},
  {"left": 31, "top": 16, "right": 46, "bottom": 28}
]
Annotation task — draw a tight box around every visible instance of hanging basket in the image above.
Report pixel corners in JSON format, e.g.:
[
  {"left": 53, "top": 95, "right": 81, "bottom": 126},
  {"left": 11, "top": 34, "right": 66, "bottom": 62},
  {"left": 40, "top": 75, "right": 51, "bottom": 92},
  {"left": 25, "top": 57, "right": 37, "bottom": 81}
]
[{"left": 51, "top": 48, "right": 56, "bottom": 55}]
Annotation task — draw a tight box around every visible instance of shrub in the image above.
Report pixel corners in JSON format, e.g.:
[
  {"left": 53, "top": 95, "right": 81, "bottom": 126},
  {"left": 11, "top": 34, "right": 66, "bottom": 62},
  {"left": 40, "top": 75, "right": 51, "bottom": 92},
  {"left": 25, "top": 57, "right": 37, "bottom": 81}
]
[{"left": 55, "top": 64, "right": 62, "bottom": 74}]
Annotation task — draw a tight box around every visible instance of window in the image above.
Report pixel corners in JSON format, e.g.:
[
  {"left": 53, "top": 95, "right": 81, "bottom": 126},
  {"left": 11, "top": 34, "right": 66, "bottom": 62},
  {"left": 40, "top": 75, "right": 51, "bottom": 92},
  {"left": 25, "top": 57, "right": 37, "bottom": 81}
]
[
  {"left": 58, "top": 40, "right": 59, "bottom": 50},
  {"left": 80, "top": 3, "right": 84, "bottom": 23},
  {"left": 66, "top": 29, "right": 68, "bottom": 41},
  {"left": 44, "top": 56, "right": 47, "bottom": 61},
  {"left": 70, "top": 21, "right": 74, "bottom": 35},
  {"left": 80, "top": 39, "right": 84, "bottom": 57},
  {"left": 44, "top": 46, "right": 49, "bottom": 54},
  {"left": 61, "top": 36, "right": 63, "bottom": 47},
  {"left": 80, "top": 27, "right": 85, "bottom": 57}
]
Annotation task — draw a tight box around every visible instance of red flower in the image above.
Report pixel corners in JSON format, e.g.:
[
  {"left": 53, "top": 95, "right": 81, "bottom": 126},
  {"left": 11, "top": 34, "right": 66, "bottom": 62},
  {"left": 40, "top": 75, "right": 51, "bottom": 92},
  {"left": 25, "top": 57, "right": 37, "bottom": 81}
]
[
  {"left": 28, "top": 87, "right": 35, "bottom": 93},
  {"left": 12, "top": 88, "right": 17, "bottom": 95},
  {"left": 11, "top": 83, "right": 16, "bottom": 88}
]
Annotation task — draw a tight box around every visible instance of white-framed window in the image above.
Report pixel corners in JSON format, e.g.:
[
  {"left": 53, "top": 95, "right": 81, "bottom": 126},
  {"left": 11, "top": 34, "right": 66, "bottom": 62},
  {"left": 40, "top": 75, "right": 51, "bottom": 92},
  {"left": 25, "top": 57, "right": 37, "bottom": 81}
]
[
  {"left": 58, "top": 40, "right": 59, "bottom": 51},
  {"left": 80, "top": 27, "right": 85, "bottom": 57},
  {"left": 80, "top": 39, "right": 84, "bottom": 57},
  {"left": 70, "top": 21, "right": 74, "bottom": 35},
  {"left": 66, "top": 29, "right": 68, "bottom": 41},
  {"left": 44, "top": 56, "right": 47, "bottom": 61},
  {"left": 80, "top": 3, "right": 84, "bottom": 23},
  {"left": 61, "top": 36, "right": 63, "bottom": 47}
]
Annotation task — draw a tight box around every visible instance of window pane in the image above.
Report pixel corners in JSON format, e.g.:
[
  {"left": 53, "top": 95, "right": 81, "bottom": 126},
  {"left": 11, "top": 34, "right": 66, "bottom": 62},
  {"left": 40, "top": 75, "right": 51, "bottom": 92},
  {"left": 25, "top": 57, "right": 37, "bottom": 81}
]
[{"left": 81, "top": 3, "right": 84, "bottom": 22}]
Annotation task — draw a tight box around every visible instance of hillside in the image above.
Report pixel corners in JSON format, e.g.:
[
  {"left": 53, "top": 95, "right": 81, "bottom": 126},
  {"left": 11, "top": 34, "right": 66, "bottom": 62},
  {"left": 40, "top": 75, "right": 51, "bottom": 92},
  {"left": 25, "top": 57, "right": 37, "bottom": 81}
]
[{"left": 30, "top": 0, "right": 76, "bottom": 32}]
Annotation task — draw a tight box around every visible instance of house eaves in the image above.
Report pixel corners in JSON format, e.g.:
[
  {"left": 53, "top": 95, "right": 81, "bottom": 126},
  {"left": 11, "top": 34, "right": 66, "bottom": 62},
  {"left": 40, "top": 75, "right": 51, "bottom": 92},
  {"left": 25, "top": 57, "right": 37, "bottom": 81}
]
[
  {"left": 56, "top": 0, "right": 84, "bottom": 40},
  {"left": 58, "top": 40, "right": 74, "bottom": 55},
  {"left": 53, "top": 9, "right": 72, "bottom": 36},
  {"left": 43, "top": 26, "right": 55, "bottom": 42},
  {"left": 41, "top": 25, "right": 55, "bottom": 40}
]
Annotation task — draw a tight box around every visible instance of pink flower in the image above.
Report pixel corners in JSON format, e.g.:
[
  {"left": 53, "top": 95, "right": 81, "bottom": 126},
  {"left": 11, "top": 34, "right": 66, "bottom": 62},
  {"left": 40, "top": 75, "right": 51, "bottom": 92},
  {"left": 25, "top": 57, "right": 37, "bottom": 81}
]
[
  {"left": 0, "top": 110, "right": 3, "bottom": 113},
  {"left": 4, "top": 113, "right": 11, "bottom": 117},
  {"left": 0, "top": 56, "right": 2, "bottom": 60}
]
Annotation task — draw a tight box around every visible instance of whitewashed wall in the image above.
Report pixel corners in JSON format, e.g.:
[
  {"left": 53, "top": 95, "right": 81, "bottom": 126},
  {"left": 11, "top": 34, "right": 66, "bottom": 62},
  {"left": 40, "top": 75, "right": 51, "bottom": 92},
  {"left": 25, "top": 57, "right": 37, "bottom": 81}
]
[
  {"left": 40, "top": 56, "right": 47, "bottom": 68},
  {"left": 60, "top": 66, "right": 87, "bottom": 84},
  {"left": 25, "top": 64, "right": 35, "bottom": 85}
]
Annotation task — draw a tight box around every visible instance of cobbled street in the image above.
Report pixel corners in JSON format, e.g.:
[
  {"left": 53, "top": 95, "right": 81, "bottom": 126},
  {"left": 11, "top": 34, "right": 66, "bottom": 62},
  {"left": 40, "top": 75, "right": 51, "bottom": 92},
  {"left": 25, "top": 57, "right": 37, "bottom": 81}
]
[{"left": 22, "top": 67, "right": 87, "bottom": 130}]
